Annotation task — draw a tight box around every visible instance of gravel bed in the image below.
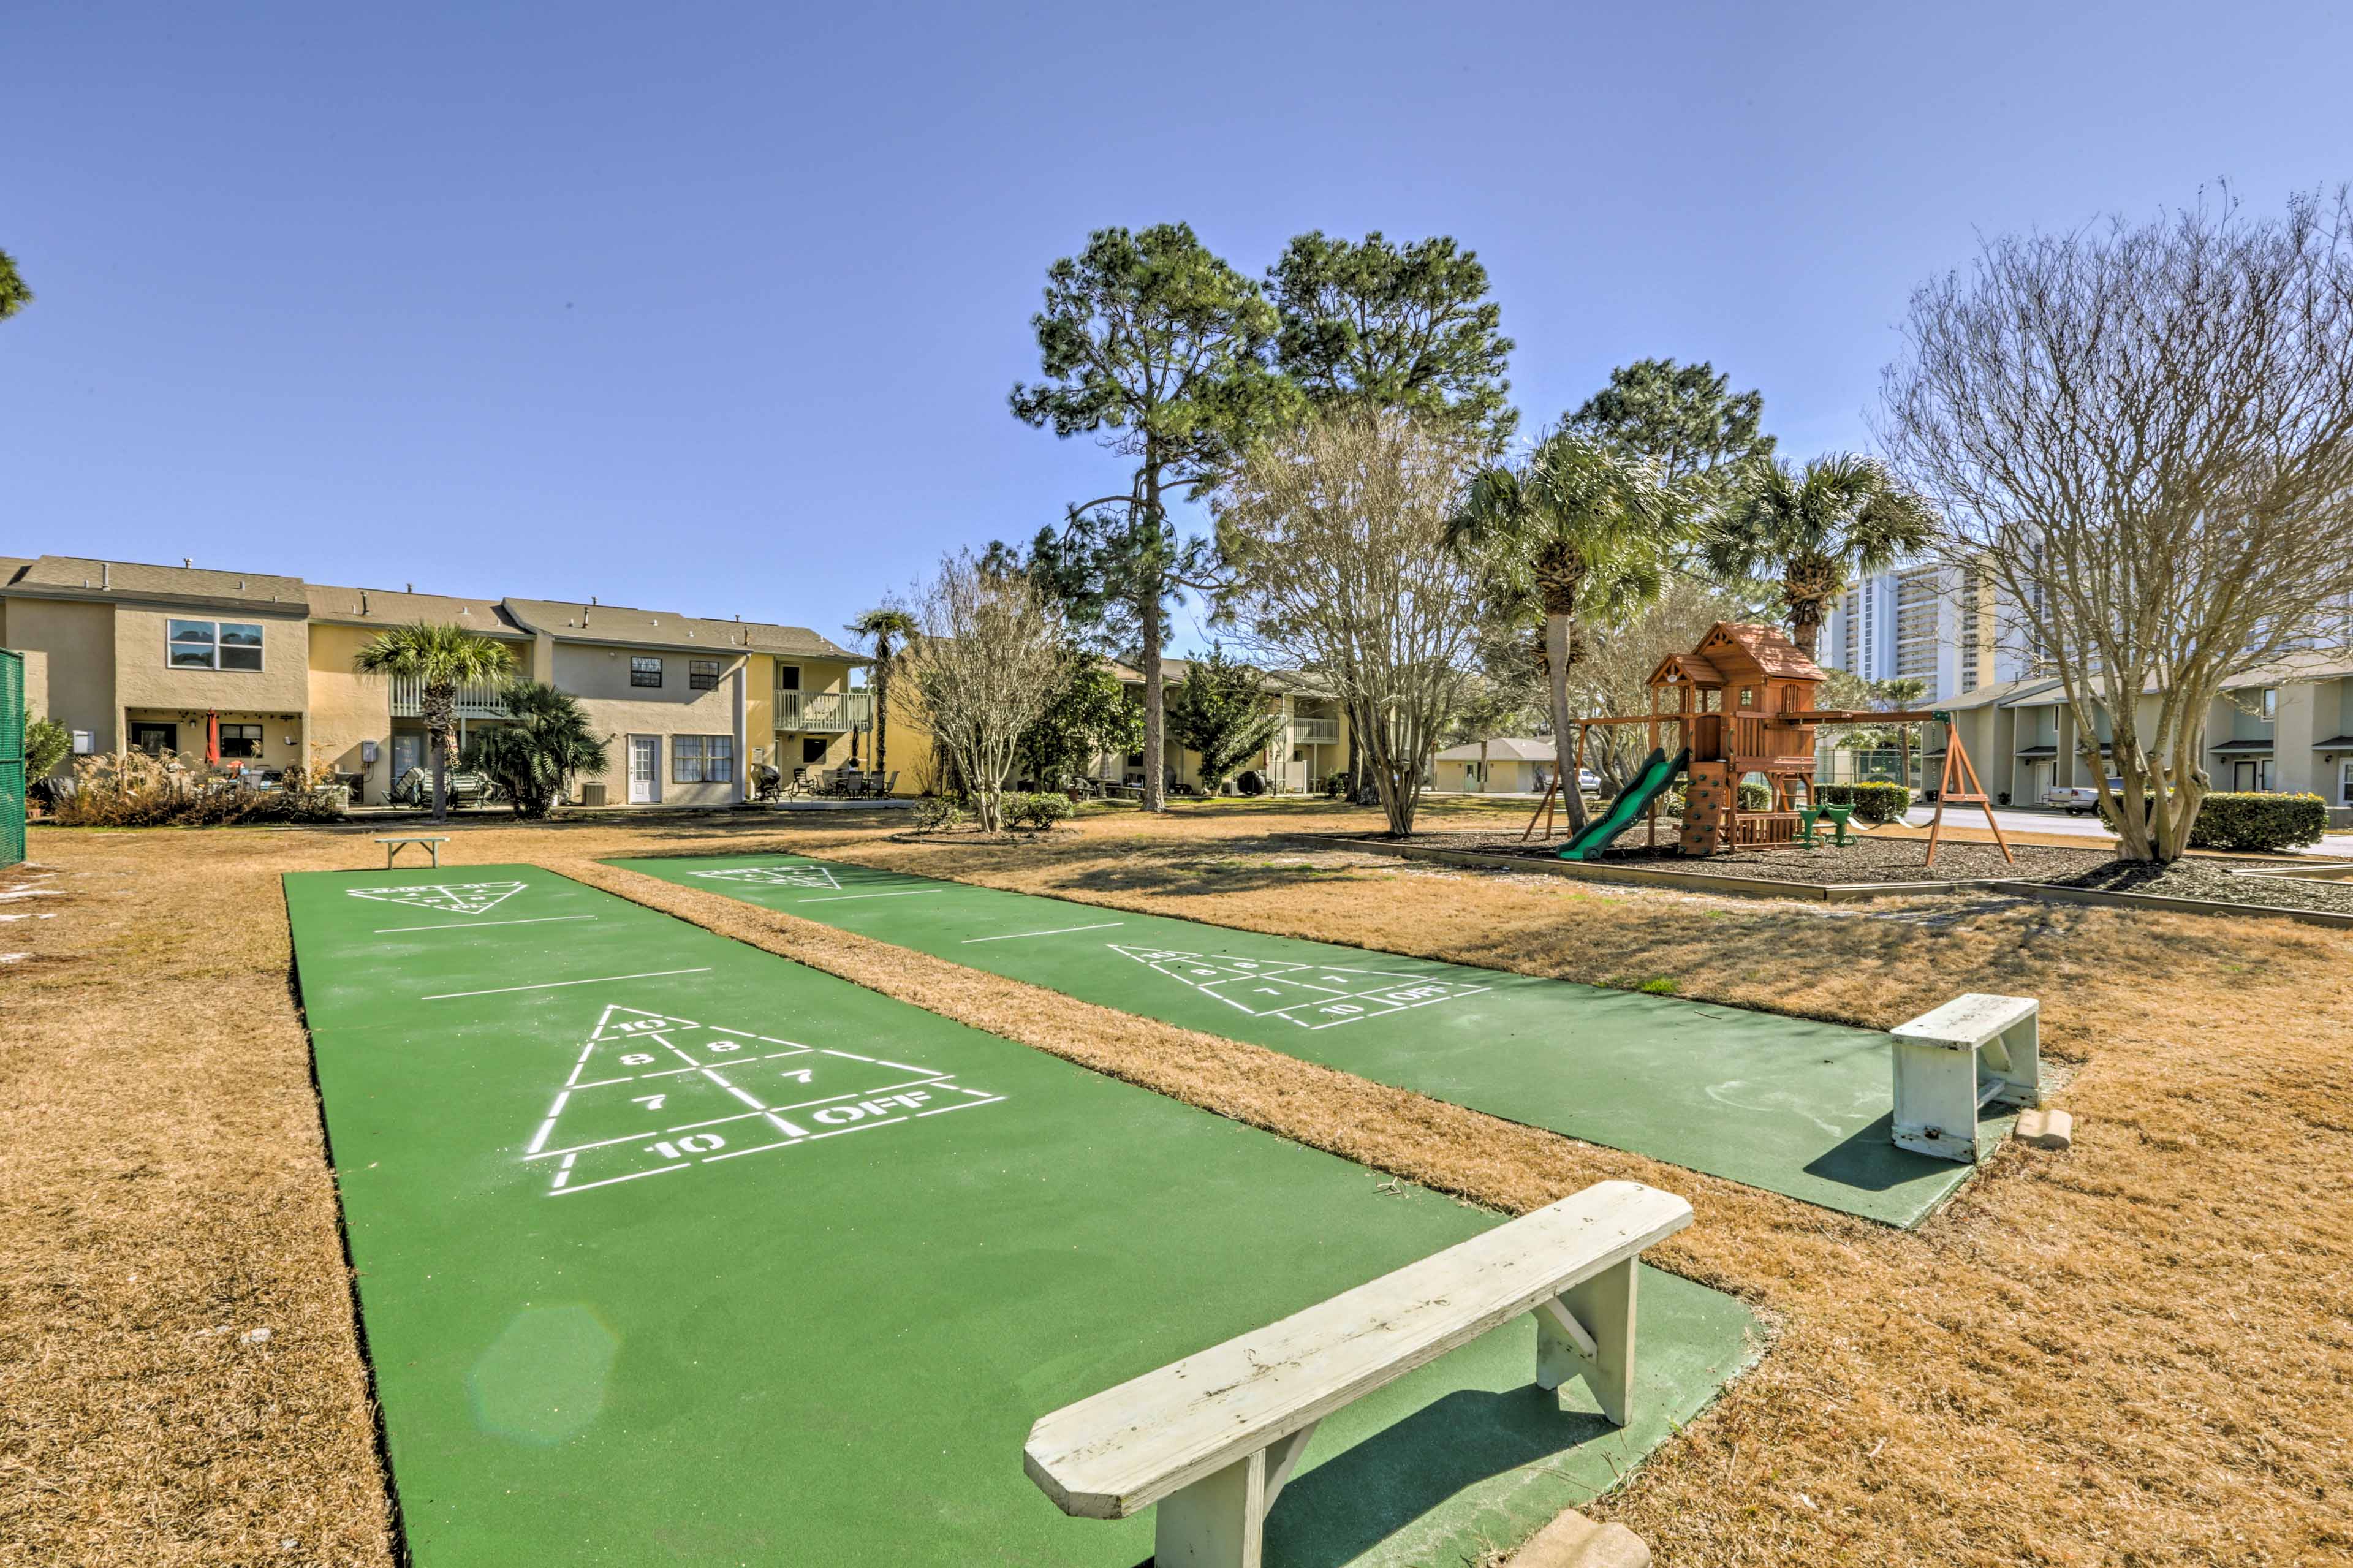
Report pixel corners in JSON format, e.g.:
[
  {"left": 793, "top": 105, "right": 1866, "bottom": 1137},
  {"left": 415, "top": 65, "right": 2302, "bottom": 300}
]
[
  {"left": 2041, "top": 858, "right": 2353, "bottom": 915},
  {"left": 1387, "top": 827, "right": 2112, "bottom": 885}
]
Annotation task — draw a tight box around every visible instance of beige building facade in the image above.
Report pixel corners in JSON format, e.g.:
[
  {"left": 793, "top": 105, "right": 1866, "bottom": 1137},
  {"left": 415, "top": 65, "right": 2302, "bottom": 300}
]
[
  {"left": 1933, "top": 653, "right": 2353, "bottom": 824},
  {"left": 0, "top": 555, "right": 867, "bottom": 807}
]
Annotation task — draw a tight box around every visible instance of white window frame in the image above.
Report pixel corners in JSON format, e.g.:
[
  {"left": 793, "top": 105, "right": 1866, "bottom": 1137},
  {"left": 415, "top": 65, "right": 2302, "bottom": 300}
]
[
  {"left": 167, "top": 618, "right": 265, "bottom": 672},
  {"left": 671, "top": 734, "right": 735, "bottom": 784}
]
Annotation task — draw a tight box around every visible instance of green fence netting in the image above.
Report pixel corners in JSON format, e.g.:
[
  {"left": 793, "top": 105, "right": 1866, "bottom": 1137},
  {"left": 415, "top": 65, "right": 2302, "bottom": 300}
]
[{"left": 0, "top": 650, "right": 24, "bottom": 867}]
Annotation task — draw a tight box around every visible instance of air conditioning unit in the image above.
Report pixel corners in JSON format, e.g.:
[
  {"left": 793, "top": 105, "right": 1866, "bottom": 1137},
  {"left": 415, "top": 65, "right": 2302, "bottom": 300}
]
[{"left": 579, "top": 782, "right": 608, "bottom": 808}]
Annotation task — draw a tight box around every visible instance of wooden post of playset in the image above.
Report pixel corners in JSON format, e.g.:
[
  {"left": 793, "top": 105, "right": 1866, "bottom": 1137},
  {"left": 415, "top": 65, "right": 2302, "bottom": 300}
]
[{"left": 1922, "top": 713, "right": 2014, "bottom": 869}]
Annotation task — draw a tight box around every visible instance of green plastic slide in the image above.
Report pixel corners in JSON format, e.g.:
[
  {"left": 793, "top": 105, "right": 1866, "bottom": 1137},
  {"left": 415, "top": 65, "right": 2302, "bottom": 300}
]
[{"left": 1558, "top": 746, "right": 1691, "bottom": 861}]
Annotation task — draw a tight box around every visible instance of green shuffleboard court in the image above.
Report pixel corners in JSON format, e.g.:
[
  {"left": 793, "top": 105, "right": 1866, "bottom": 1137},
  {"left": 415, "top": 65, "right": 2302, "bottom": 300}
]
[
  {"left": 285, "top": 865, "right": 1757, "bottom": 1567},
  {"left": 608, "top": 853, "right": 1996, "bottom": 1228}
]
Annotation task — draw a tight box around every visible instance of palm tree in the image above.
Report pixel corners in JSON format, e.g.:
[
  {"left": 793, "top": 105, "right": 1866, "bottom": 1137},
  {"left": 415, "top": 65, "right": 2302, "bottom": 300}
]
[
  {"left": 1707, "top": 454, "right": 1936, "bottom": 662},
  {"left": 1449, "top": 430, "right": 1681, "bottom": 832},
  {"left": 845, "top": 607, "right": 919, "bottom": 781},
  {"left": 463, "top": 682, "right": 608, "bottom": 818},
  {"left": 353, "top": 623, "right": 515, "bottom": 822}
]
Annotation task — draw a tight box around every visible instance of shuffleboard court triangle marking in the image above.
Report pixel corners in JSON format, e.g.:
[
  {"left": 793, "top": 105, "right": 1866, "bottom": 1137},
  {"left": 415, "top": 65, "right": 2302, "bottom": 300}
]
[
  {"left": 529, "top": 998, "right": 1006, "bottom": 1195},
  {"left": 588, "top": 1003, "right": 705, "bottom": 1040},
  {"left": 689, "top": 864, "right": 843, "bottom": 892},
  {"left": 346, "top": 881, "right": 527, "bottom": 916},
  {"left": 1105, "top": 942, "right": 1491, "bottom": 1030}
]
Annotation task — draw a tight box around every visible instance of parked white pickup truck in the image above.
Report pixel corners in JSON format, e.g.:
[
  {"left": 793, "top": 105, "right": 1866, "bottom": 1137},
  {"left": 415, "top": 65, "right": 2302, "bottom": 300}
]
[{"left": 2044, "top": 778, "right": 2124, "bottom": 815}]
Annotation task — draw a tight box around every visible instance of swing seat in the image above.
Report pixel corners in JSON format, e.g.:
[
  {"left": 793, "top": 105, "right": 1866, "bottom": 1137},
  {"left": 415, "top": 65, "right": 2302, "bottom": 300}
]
[
  {"left": 1823, "top": 803, "right": 1855, "bottom": 846},
  {"left": 1795, "top": 805, "right": 1824, "bottom": 847}
]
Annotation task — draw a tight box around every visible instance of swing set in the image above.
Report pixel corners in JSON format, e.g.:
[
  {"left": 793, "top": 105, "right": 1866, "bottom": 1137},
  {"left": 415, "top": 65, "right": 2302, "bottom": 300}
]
[{"left": 1518, "top": 622, "right": 2013, "bottom": 869}]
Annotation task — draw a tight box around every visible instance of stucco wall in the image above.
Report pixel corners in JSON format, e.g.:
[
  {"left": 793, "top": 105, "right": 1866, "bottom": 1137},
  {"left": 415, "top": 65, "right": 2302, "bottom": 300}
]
[
  {"left": 555, "top": 643, "right": 746, "bottom": 807},
  {"left": 306, "top": 624, "right": 393, "bottom": 796},
  {"left": 4, "top": 598, "right": 118, "bottom": 751},
  {"left": 113, "top": 602, "right": 311, "bottom": 717}
]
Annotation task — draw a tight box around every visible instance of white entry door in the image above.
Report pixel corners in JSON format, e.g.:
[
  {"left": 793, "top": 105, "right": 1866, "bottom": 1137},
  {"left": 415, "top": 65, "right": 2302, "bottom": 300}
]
[{"left": 628, "top": 735, "right": 661, "bottom": 804}]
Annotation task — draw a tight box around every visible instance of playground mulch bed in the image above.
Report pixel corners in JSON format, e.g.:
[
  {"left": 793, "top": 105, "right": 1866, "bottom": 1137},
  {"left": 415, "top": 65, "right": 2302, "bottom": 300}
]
[
  {"left": 2040, "top": 855, "right": 2353, "bottom": 915},
  {"left": 1387, "top": 827, "right": 2112, "bottom": 885},
  {"left": 12, "top": 793, "right": 2352, "bottom": 1568}
]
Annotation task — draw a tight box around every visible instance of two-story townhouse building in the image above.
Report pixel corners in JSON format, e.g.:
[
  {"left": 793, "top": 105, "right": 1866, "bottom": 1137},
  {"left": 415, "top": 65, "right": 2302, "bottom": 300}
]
[
  {"left": 1105, "top": 659, "right": 1351, "bottom": 793},
  {"left": 0, "top": 555, "right": 868, "bottom": 806},
  {"left": 1934, "top": 651, "right": 2353, "bottom": 822}
]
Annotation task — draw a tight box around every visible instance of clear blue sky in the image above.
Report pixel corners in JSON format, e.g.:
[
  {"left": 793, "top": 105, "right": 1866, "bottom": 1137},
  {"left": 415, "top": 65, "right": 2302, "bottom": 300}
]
[{"left": 6, "top": 2, "right": 2347, "bottom": 650}]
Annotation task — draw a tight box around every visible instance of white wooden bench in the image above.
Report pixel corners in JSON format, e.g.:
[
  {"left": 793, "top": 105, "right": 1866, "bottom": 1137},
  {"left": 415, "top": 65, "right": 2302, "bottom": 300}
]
[
  {"left": 1023, "top": 1180, "right": 1692, "bottom": 1568},
  {"left": 375, "top": 834, "right": 450, "bottom": 869},
  {"left": 1889, "top": 993, "right": 2040, "bottom": 1164}
]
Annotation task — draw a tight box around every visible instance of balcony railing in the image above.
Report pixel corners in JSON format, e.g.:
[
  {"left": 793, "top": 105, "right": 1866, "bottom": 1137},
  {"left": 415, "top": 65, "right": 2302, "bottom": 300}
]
[
  {"left": 388, "top": 675, "right": 512, "bottom": 719},
  {"left": 1290, "top": 718, "right": 1342, "bottom": 745},
  {"left": 775, "top": 689, "right": 873, "bottom": 733}
]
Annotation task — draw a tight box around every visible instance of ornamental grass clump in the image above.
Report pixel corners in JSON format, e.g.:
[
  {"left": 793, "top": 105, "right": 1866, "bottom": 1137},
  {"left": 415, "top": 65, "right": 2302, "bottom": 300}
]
[{"left": 51, "top": 750, "right": 346, "bottom": 827}]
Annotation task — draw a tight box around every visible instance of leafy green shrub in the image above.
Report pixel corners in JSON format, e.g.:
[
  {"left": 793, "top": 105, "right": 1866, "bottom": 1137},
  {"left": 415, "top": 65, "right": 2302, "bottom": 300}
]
[
  {"left": 912, "top": 795, "right": 965, "bottom": 833},
  {"left": 1004, "top": 791, "right": 1075, "bottom": 831},
  {"left": 2184, "top": 791, "right": 2328, "bottom": 852},
  {"left": 1737, "top": 781, "right": 1771, "bottom": 812},
  {"left": 1817, "top": 781, "right": 1911, "bottom": 824},
  {"left": 461, "top": 682, "right": 607, "bottom": 819},
  {"left": 25, "top": 718, "right": 72, "bottom": 781},
  {"left": 1320, "top": 771, "right": 1350, "bottom": 798}
]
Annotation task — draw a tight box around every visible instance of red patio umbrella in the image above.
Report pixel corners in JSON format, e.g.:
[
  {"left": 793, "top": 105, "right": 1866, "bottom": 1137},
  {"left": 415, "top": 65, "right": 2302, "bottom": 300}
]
[{"left": 204, "top": 711, "right": 220, "bottom": 765}]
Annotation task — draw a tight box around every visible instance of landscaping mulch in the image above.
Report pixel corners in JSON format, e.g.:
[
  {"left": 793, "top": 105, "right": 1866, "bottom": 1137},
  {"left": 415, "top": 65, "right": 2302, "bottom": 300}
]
[
  {"left": 2044, "top": 856, "right": 2353, "bottom": 915},
  {"left": 1392, "top": 827, "right": 2115, "bottom": 885}
]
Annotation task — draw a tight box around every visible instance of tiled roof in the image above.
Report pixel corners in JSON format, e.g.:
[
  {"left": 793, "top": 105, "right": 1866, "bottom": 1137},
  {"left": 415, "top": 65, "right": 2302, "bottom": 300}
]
[
  {"left": 306, "top": 583, "right": 529, "bottom": 636},
  {"left": 13, "top": 555, "right": 309, "bottom": 608}
]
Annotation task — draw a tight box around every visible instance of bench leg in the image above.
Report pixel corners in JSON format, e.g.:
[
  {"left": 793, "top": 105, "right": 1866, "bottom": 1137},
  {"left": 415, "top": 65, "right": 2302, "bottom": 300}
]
[
  {"left": 1535, "top": 1256, "right": 1639, "bottom": 1426},
  {"left": 1892, "top": 1037, "right": 1982, "bottom": 1163},
  {"left": 1979, "top": 1017, "right": 2040, "bottom": 1110},
  {"left": 1154, "top": 1447, "right": 1267, "bottom": 1568},
  {"left": 428, "top": 841, "right": 441, "bottom": 868}
]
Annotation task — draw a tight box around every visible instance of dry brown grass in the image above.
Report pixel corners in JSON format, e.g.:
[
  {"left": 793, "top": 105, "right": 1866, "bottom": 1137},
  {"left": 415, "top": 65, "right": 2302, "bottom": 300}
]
[{"left": 6, "top": 800, "right": 2349, "bottom": 1567}]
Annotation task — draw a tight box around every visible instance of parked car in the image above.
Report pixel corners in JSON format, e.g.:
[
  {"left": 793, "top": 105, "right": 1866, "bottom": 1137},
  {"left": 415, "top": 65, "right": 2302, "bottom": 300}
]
[{"left": 2045, "top": 777, "right": 2128, "bottom": 815}]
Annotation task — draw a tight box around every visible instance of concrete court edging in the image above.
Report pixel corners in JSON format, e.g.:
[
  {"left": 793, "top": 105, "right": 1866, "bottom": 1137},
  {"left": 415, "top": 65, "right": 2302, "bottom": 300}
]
[
  {"left": 1286, "top": 833, "right": 2017, "bottom": 904},
  {"left": 1988, "top": 879, "right": 2353, "bottom": 930}
]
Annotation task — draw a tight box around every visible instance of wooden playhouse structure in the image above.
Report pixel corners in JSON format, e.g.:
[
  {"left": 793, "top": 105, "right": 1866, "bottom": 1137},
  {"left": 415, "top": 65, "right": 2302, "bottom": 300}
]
[
  {"left": 1648, "top": 621, "right": 1827, "bottom": 853},
  {"left": 1536, "top": 621, "right": 2011, "bottom": 865}
]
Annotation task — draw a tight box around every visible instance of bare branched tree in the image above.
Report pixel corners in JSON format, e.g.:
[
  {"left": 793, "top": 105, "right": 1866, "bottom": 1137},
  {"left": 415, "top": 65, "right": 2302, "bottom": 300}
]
[
  {"left": 1881, "top": 189, "right": 2353, "bottom": 860},
  {"left": 1218, "top": 414, "right": 1490, "bottom": 833},
  {"left": 898, "top": 553, "right": 1067, "bottom": 832}
]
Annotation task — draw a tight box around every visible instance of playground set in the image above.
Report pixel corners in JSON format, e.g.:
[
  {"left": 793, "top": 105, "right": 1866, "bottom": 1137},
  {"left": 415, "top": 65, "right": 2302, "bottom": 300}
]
[{"left": 1523, "top": 621, "right": 2013, "bottom": 868}]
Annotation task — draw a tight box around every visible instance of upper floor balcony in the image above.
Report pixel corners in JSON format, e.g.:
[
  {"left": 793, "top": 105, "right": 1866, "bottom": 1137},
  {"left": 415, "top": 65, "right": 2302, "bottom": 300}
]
[
  {"left": 776, "top": 689, "right": 873, "bottom": 733},
  {"left": 1290, "top": 717, "right": 1343, "bottom": 746},
  {"left": 388, "top": 675, "right": 512, "bottom": 720}
]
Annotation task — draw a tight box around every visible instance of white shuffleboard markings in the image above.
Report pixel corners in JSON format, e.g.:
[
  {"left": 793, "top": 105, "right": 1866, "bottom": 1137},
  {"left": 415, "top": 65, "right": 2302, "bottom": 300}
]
[
  {"left": 347, "top": 881, "right": 528, "bottom": 916},
  {"left": 521, "top": 1001, "right": 1006, "bottom": 1195},
  {"left": 377, "top": 915, "right": 597, "bottom": 934},
  {"left": 423, "top": 967, "right": 710, "bottom": 1001},
  {"left": 689, "top": 864, "right": 843, "bottom": 892},
  {"left": 961, "top": 922, "right": 1125, "bottom": 944},
  {"left": 797, "top": 890, "right": 933, "bottom": 903},
  {"left": 1104, "top": 943, "right": 1490, "bottom": 1031}
]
